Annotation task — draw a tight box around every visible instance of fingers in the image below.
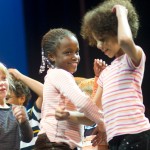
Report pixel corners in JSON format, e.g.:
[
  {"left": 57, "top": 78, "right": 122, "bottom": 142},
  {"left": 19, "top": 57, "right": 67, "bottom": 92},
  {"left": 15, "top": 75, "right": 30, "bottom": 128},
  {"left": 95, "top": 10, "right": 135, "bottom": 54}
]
[
  {"left": 8, "top": 68, "right": 21, "bottom": 80},
  {"left": 91, "top": 133, "right": 103, "bottom": 146},
  {"left": 93, "top": 59, "right": 108, "bottom": 77},
  {"left": 12, "top": 105, "right": 27, "bottom": 123},
  {"left": 55, "top": 106, "right": 70, "bottom": 121},
  {"left": 94, "top": 59, "right": 107, "bottom": 68},
  {"left": 91, "top": 132, "right": 106, "bottom": 146}
]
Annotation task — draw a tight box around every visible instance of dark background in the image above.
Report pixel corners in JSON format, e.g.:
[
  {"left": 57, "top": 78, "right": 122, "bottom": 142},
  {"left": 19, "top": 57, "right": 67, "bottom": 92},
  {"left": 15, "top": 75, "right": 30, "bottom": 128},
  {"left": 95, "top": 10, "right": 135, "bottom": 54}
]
[
  {"left": 23, "top": 0, "right": 150, "bottom": 117},
  {"left": 0, "top": 0, "right": 150, "bottom": 117}
]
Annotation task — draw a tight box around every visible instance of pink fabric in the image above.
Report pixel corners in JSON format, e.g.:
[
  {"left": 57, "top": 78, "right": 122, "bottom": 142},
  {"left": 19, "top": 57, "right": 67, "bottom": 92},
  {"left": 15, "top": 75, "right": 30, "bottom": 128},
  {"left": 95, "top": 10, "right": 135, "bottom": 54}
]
[
  {"left": 98, "top": 51, "right": 150, "bottom": 142},
  {"left": 39, "top": 68, "right": 103, "bottom": 149}
]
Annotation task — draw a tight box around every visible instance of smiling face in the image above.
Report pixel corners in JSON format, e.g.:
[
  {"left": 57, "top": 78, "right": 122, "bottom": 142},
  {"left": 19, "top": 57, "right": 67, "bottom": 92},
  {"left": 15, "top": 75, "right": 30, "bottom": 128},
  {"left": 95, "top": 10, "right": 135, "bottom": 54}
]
[
  {"left": 50, "top": 35, "right": 80, "bottom": 74},
  {"left": 93, "top": 33, "right": 124, "bottom": 58},
  {"left": 0, "top": 70, "right": 9, "bottom": 102}
]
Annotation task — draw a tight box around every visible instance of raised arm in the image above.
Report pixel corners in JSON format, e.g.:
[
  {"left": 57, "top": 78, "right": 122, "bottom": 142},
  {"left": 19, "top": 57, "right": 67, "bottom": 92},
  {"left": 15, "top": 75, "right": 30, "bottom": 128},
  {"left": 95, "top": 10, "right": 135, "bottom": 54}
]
[
  {"left": 113, "top": 5, "right": 142, "bottom": 66},
  {"left": 91, "top": 59, "right": 107, "bottom": 99},
  {"left": 8, "top": 68, "right": 43, "bottom": 109}
]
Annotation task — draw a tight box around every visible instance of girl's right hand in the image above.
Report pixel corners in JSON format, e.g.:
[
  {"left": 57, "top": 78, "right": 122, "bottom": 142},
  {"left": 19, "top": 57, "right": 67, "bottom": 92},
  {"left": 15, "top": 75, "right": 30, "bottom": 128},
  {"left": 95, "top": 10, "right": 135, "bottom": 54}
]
[
  {"left": 93, "top": 59, "right": 107, "bottom": 77},
  {"left": 8, "top": 68, "right": 22, "bottom": 80},
  {"left": 55, "top": 106, "right": 70, "bottom": 120}
]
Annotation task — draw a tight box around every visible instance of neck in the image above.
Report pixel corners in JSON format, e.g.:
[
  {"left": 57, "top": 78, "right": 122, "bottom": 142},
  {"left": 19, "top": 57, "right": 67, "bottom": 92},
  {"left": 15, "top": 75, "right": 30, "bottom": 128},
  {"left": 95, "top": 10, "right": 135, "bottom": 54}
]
[
  {"left": 115, "top": 49, "right": 125, "bottom": 58},
  {"left": 0, "top": 99, "right": 8, "bottom": 106}
]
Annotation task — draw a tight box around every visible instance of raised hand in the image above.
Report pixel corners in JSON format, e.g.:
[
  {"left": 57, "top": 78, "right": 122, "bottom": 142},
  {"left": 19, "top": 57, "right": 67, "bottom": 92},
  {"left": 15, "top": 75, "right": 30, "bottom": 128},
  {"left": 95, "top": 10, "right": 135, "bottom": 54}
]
[
  {"left": 8, "top": 68, "right": 23, "bottom": 80},
  {"left": 12, "top": 105, "right": 27, "bottom": 123},
  {"left": 93, "top": 59, "right": 107, "bottom": 77}
]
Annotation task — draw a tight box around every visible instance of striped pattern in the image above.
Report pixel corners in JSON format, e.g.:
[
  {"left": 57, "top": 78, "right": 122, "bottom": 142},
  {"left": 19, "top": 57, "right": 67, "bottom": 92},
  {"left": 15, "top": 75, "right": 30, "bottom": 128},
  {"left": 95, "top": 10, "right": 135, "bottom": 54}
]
[
  {"left": 0, "top": 106, "right": 20, "bottom": 150},
  {"left": 98, "top": 52, "right": 150, "bottom": 142},
  {"left": 39, "top": 68, "right": 103, "bottom": 149},
  {"left": 21, "top": 104, "right": 41, "bottom": 150}
]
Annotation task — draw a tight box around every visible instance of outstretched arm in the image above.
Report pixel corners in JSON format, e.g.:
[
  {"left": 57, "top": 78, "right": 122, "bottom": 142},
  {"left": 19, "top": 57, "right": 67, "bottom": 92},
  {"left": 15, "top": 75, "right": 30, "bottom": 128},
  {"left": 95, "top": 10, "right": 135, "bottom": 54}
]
[{"left": 55, "top": 106, "right": 94, "bottom": 126}]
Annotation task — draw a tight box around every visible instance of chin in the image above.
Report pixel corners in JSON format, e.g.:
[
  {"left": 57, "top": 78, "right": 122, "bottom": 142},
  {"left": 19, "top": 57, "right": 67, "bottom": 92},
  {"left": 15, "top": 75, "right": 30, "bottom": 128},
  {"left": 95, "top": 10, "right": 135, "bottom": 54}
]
[{"left": 71, "top": 69, "right": 77, "bottom": 74}]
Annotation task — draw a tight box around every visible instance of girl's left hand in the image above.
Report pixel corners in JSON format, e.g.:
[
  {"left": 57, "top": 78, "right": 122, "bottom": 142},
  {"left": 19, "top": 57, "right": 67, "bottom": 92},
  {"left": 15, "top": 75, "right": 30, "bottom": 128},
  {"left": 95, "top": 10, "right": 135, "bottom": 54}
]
[
  {"left": 12, "top": 105, "right": 27, "bottom": 123},
  {"left": 93, "top": 59, "right": 107, "bottom": 77}
]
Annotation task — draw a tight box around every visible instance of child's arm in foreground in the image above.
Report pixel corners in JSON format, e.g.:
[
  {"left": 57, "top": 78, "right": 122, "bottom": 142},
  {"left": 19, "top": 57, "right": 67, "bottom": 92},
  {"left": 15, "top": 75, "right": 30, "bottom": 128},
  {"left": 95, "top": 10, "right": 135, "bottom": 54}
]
[
  {"left": 13, "top": 105, "right": 33, "bottom": 142},
  {"left": 55, "top": 106, "right": 95, "bottom": 126}
]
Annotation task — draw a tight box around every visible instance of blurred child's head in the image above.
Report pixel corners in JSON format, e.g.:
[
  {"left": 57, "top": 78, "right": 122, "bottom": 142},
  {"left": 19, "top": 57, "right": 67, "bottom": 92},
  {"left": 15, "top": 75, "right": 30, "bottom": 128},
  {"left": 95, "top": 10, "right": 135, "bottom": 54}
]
[
  {"left": 39, "top": 28, "right": 80, "bottom": 74},
  {"left": 6, "top": 75, "right": 32, "bottom": 106},
  {"left": 0, "top": 62, "right": 13, "bottom": 101},
  {"left": 81, "top": 0, "right": 139, "bottom": 47}
]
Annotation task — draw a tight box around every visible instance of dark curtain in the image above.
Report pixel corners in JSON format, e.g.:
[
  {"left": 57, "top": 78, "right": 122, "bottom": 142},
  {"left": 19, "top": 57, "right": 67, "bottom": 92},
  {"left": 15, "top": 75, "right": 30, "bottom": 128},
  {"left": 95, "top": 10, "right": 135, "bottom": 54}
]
[{"left": 23, "top": 0, "right": 150, "bottom": 118}]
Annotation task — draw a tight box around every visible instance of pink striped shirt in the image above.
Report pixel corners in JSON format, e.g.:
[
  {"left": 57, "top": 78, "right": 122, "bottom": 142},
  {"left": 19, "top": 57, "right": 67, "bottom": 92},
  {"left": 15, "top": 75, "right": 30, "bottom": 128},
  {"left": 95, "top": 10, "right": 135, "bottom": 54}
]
[
  {"left": 98, "top": 51, "right": 150, "bottom": 142},
  {"left": 39, "top": 68, "right": 103, "bottom": 149}
]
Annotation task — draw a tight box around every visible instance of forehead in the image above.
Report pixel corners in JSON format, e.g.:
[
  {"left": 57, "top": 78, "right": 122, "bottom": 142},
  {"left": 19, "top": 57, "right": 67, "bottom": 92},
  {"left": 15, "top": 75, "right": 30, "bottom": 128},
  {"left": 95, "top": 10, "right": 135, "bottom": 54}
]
[{"left": 59, "top": 35, "right": 79, "bottom": 48}]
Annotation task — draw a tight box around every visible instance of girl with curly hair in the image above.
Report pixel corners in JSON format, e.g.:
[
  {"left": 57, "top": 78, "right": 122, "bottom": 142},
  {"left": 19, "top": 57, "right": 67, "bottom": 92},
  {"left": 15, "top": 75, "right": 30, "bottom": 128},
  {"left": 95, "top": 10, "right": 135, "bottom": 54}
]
[{"left": 81, "top": 0, "right": 150, "bottom": 149}]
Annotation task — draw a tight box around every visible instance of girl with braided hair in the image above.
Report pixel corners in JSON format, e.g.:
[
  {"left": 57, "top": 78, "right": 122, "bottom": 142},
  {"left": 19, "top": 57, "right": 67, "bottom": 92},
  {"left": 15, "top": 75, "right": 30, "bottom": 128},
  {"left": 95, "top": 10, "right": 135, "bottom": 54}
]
[{"left": 35, "top": 28, "right": 105, "bottom": 150}]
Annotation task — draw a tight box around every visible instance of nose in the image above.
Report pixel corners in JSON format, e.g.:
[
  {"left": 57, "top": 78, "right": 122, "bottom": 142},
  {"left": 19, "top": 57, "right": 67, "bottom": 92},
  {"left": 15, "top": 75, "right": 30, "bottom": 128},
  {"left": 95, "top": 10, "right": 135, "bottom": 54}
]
[
  {"left": 0, "top": 81, "right": 5, "bottom": 85},
  {"left": 97, "top": 41, "right": 103, "bottom": 50},
  {"left": 72, "top": 53, "right": 79, "bottom": 60}
]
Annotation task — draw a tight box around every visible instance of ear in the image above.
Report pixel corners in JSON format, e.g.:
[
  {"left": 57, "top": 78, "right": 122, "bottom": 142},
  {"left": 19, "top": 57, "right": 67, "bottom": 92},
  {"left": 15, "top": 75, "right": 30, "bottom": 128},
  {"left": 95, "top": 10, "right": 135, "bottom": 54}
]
[
  {"left": 18, "top": 96, "right": 26, "bottom": 106},
  {"left": 47, "top": 51, "right": 55, "bottom": 62}
]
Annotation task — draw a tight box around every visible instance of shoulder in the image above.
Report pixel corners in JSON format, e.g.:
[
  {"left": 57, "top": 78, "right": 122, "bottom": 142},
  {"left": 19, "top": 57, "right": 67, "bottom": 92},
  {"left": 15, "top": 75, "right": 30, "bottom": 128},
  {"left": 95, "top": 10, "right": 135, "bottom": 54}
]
[{"left": 46, "top": 68, "right": 73, "bottom": 79}]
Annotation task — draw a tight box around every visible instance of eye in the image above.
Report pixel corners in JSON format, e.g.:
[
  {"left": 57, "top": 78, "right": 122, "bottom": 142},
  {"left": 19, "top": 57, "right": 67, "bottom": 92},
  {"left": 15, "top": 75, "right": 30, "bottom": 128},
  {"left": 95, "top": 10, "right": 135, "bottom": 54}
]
[
  {"left": 1, "top": 76, "right": 7, "bottom": 81},
  {"left": 6, "top": 96, "right": 11, "bottom": 100},
  {"left": 65, "top": 51, "right": 71, "bottom": 55},
  {"left": 76, "top": 50, "right": 79, "bottom": 55}
]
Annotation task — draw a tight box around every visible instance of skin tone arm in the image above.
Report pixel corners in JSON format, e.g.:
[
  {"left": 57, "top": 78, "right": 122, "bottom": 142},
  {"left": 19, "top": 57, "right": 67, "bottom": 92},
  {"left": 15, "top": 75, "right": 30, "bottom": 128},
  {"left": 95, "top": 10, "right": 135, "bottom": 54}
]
[
  {"left": 113, "top": 5, "right": 142, "bottom": 66},
  {"left": 8, "top": 69, "right": 43, "bottom": 109},
  {"left": 91, "top": 59, "right": 107, "bottom": 100},
  {"left": 90, "top": 86, "right": 107, "bottom": 146},
  {"left": 55, "top": 106, "right": 94, "bottom": 126}
]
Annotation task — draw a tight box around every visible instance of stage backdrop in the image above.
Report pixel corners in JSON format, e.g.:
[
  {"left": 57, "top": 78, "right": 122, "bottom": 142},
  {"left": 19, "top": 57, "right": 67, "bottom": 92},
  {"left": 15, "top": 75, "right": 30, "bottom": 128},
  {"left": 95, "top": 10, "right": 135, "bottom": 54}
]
[{"left": 0, "top": 0, "right": 28, "bottom": 74}]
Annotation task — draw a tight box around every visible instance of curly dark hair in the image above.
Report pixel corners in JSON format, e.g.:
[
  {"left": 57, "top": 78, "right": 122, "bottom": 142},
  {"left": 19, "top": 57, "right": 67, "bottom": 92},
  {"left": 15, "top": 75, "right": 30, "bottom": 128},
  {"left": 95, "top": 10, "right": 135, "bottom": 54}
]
[
  {"left": 9, "top": 75, "right": 32, "bottom": 106},
  {"left": 81, "top": 0, "right": 139, "bottom": 46},
  {"left": 41, "top": 28, "right": 76, "bottom": 66}
]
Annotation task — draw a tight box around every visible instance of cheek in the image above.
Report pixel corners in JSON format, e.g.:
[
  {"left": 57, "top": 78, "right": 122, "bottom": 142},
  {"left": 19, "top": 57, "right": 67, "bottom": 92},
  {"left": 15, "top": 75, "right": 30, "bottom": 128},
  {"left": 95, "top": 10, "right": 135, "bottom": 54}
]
[
  {"left": 5, "top": 82, "right": 10, "bottom": 93},
  {"left": 78, "top": 56, "right": 81, "bottom": 62}
]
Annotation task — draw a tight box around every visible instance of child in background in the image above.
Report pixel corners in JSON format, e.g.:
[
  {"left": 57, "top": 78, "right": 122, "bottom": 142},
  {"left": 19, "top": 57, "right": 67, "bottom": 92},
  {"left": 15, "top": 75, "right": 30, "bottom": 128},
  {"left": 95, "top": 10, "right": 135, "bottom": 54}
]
[
  {"left": 35, "top": 28, "right": 105, "bottom": 150},
  {"left": 81, "top": 0, "right": 150, "bottom": 149},
  {"left": 8, "top": 68, "right": 43, "bottom": 150},
  {"left": 0, "top": 62, "right": 33, "bottom": 150}
]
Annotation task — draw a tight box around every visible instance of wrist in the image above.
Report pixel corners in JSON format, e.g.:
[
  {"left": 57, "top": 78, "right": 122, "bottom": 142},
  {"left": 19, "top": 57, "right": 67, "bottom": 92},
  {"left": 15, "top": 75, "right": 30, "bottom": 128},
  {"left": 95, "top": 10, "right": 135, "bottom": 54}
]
[{"left": 95, "top": 75, "right": 99, "bottom": 78}]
